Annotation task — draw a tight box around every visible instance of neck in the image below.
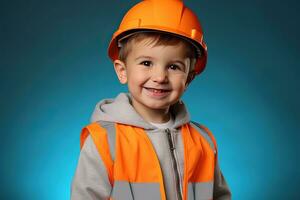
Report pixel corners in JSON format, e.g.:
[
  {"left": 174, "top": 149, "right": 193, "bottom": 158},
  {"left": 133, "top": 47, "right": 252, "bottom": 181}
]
[{"left": 131, "top": 100, "right": 170, "bottom": 123}]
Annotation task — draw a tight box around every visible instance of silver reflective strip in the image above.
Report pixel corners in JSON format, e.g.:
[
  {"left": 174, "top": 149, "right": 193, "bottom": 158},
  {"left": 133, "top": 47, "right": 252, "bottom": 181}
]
[
  {"left": 96, "top": 121, "right": 116, "bottom": 160},
  {"left": 190, "top": 122, "right": 216, "bottom": 153},
  {"left": 188, "top": 182, "right": 214, "bottom": 200},
  {"left": 195, "top": 182, "right": 214, "bottom": 200},
  {"left": 188, "top": 183, "right": 195, "bottom": 200},
  {"left": 111, "top": 181, "right": 161, "bottom": 200},
  {"left": 131, "top": 182, "right": 161, "bottom": 200},
  {"left": 111, "top": 181, "right": 134, "bottom": 200}
]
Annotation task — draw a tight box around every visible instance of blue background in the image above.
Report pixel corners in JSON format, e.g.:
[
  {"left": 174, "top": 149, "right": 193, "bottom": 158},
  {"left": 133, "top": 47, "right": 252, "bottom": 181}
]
[{"left": 1, "top": 0, "right": 299, "bottom": 199}]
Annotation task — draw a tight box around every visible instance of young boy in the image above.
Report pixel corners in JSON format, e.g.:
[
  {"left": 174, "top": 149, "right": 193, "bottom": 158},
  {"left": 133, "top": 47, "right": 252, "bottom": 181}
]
[{"left": 71, "top": 0, "right": 231, "bottom": 199}]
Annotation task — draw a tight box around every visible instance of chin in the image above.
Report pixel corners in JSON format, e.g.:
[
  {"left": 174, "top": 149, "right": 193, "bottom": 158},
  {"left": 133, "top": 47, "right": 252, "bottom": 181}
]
[{"left": 143, "top": 101, "right": 171, "bottom": 110}]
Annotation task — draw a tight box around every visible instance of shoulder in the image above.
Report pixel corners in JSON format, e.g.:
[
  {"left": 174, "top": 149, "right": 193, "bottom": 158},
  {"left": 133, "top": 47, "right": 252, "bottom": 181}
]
[{"left": 81, "top": 121, "right": 116, "bottom": 139}]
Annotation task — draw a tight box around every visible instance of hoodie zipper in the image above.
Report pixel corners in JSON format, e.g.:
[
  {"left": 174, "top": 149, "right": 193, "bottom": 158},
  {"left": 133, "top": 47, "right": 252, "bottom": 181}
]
[{"left": 165, "top": 128, "right": 183, "bottom": 200}]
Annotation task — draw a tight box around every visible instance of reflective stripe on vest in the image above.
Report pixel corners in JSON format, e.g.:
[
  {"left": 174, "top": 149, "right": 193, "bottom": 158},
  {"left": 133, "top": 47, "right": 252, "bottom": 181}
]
[
  {"left": 80, "top": 121, "right": 216, "bottom": 200},
  {"left": 111, "top": 181, "right": 161, "bottom": 200},
  {"left": 187, "top": 182, "right": 214, "bottom": 200}
]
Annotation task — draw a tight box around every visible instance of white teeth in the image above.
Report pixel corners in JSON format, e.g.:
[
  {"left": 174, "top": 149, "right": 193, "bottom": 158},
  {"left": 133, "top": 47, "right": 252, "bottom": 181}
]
[
  {"left": 151, "top": 89, "right": 161, "bottom": 93},
  {"left": 146, "top": 88, "right": 166, "bottom": 93},
  {"left": 145, "top": 87, "right": 170, "bottom": 94}
]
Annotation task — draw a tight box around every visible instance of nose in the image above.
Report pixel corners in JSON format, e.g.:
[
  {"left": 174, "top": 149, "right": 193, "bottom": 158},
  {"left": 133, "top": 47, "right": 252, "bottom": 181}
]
[{"left": 151, "top": 66, "right": 168, "bottom": 83}]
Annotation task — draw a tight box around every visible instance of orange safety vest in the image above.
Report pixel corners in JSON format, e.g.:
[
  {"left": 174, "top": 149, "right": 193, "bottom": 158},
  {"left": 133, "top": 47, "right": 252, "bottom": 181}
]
[{"left": 80, "top": 122, "right": 217, "bottom": 200}]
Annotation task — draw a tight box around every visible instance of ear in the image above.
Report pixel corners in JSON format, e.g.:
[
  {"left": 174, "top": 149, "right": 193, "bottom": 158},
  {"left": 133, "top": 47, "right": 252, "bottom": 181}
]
[{"left": 114, "top": 59, "right": 127, "bottom": 84}]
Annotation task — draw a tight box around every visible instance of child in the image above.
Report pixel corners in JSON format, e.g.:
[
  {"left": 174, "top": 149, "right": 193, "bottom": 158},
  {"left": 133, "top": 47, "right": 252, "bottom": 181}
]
[{"left": 71, "top": 0, "right": 231, "bottom": 199}]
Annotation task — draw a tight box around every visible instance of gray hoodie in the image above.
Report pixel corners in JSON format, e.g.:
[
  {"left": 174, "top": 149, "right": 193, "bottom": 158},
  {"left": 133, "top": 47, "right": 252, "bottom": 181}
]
[{"left": 71, "top": 93, "right": 231, "bottom": 200}]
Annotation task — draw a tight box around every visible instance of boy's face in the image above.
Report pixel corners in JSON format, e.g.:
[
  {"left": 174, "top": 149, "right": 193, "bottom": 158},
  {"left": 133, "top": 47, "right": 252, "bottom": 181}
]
[{"left": 114, "top": 39, "right": 191, "bottom": 115}]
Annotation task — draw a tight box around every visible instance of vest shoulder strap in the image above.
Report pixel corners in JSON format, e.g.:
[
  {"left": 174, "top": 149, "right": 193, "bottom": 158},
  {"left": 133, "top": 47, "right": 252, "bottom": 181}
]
[
  {"left": 81, "top": 121, "right": 117, "bottom": 160},
  {"left": 80, "top": 121, "right": 116, "bottom": 184},
  {"left": 190, "top": 121, "right": 218, "bottom": 154},
  {"left": 96, "top": 121, "right": 117, "bottom": 161}
]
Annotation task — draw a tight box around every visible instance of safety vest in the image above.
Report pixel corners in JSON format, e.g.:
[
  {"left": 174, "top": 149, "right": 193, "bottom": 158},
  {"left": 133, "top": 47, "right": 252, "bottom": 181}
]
[{"left": 80, "top": 121, "right": 217, "bottom": 200}]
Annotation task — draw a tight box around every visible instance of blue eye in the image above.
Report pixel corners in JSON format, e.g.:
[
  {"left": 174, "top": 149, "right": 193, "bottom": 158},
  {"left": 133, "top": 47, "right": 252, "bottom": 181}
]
[{"left": 140, "top": 61, "right": 152, "bottom": 67}]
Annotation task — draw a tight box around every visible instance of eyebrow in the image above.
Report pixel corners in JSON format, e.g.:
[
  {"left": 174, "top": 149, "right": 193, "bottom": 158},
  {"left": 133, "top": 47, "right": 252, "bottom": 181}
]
[
  {"left": 172, "top": 60, "right": 186, "bottom": 67},
  {"left": 134, "top": 56, "right": 154, "bottom": 61}
]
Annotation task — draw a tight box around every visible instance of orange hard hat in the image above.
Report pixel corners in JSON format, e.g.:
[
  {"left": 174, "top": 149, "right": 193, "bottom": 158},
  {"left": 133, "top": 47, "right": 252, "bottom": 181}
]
[{"left": 108, "top": 0, "right": 207, "bottom": 75}]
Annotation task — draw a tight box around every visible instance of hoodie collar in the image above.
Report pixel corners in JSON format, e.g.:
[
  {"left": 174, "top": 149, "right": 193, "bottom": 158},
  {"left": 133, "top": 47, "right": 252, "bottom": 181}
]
[{"left": 90, "top": 93, "right": 190, "bottom": 130}]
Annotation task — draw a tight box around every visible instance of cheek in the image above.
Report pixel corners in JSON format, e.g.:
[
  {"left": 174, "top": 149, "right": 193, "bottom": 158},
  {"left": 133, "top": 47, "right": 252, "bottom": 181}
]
[
  {"left": 127, "top": 72, "right": 147, "bottom": 88},
  {"left": 171, "top": 76, "right": 188, "bottom": 90},
  {"left": 129, "top": 76, "right": 145, "bottom": 86},
  {"left": 177, "top": 83, "right": 187, "bottom": 93}
]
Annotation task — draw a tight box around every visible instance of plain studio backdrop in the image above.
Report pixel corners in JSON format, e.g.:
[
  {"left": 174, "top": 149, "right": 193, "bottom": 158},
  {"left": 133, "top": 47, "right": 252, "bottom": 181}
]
[{"left": 0, "top": 0, "right": 299, "bottom": 199}]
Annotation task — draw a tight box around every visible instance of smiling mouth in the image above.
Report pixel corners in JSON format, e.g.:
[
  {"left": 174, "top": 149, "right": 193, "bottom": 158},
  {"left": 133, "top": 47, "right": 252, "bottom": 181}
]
[{"left": 144, "top": 87, "right": 171, "bottom": 93}]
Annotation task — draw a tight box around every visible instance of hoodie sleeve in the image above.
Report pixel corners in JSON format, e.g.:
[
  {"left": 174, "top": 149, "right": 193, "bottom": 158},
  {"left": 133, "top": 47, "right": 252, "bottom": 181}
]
[
  {"left": 213, "top": 159, "right": 232, "bottom": 200},
  {"left": 71, "top": 135, "right": 112, "bottom": 200}
]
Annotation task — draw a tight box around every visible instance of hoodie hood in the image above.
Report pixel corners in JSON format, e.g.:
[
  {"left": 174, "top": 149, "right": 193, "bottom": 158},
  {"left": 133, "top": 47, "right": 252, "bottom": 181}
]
[{"left": 90, "top": 93, "right": 190, "bottom": 130}]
